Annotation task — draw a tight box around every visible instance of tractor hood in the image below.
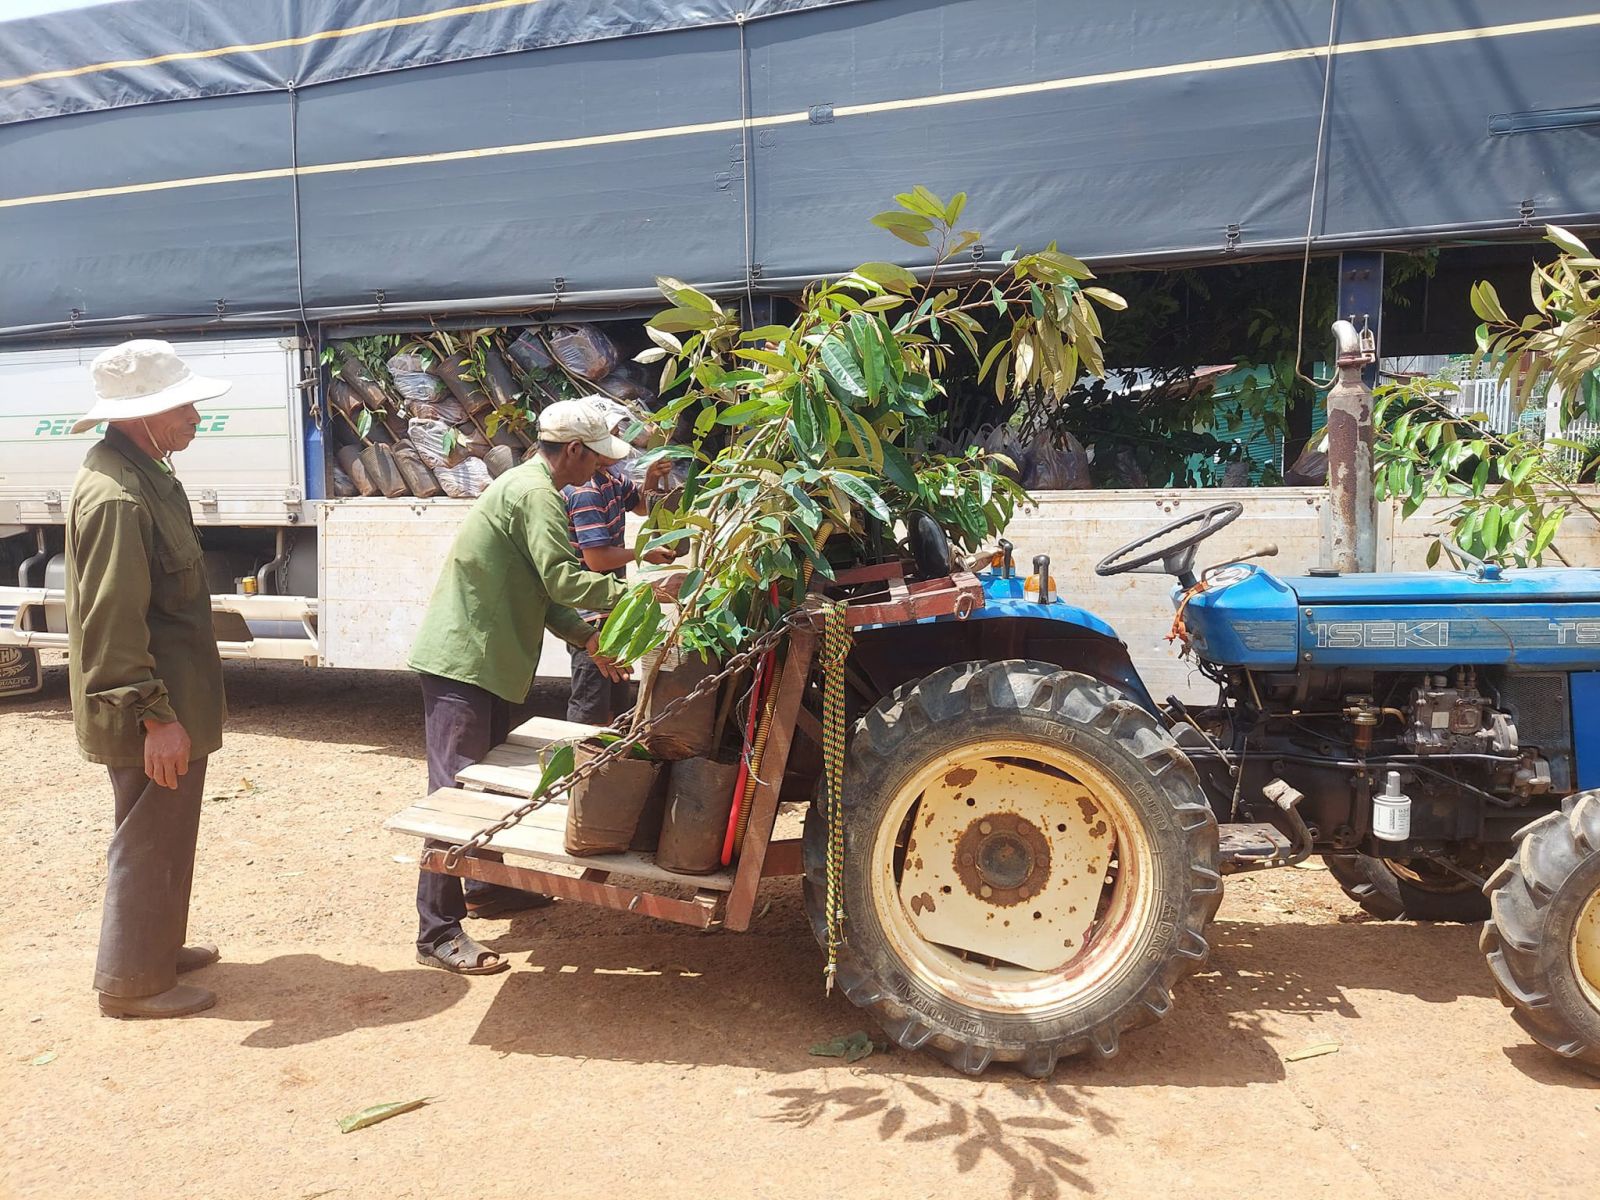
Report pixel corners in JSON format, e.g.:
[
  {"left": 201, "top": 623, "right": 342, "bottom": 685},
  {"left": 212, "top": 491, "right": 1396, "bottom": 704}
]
[
  {"left": 1176, "top": 563, "right": 1600, "bottom": 672},
  {"left": 1286, "top": 568, "right": 1600, "bottom": 605}
]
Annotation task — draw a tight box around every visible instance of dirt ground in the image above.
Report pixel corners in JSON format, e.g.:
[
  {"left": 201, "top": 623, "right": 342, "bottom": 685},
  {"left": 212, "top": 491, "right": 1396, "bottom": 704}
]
[{"left": 3, "top": 656, "right": 1596, "bottom": 1200}]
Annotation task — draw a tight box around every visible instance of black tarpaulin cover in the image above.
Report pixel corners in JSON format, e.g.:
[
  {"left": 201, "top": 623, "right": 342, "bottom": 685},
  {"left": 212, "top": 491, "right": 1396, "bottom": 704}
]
[{"left": 2, "top": 0, "right": 1597, "bottom": 339}]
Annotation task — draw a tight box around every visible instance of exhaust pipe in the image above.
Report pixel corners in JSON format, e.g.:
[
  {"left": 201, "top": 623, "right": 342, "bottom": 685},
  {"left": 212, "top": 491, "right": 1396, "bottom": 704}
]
[{"left": 1324, "top": 320, "right": 1376, "bottom": 573}]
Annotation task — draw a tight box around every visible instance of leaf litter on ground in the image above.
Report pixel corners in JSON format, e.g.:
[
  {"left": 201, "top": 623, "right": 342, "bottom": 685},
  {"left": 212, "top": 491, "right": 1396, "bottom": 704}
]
[
  {"left": 337, "top": 1096, "right": 432, "bottom": 1133},
  {"left": 809, "top": 1031, "right": 885, "bottom": 1063}
]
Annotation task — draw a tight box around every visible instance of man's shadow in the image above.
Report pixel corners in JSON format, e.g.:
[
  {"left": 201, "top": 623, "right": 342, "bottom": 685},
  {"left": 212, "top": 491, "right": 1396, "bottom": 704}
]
[{"left": 192, "top": 953, "right": 469, "bottom": 1048}]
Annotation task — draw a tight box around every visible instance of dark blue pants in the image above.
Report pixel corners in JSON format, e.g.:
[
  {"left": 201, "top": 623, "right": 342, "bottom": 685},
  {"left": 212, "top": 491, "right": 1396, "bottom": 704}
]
[{"left": 414, "top": 673, "right": 523, "bottom": 952}]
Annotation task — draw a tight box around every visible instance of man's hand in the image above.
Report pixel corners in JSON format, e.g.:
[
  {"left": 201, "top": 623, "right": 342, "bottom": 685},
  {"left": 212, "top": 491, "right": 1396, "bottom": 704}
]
[
  {"left": 643, "top": 458, "right": 674, "bottom": 494},
  {"left": 142, "top": 718, "right": 192, "bottom": 790},
  {"left": 642, "top": 547, "right": 676, "bottom": 566},
  {"left": 649, "top": 572, "right": 686, "bottom": 604},
  {"left": 585, "top": 633, "right": 632, "bottom": 683}
]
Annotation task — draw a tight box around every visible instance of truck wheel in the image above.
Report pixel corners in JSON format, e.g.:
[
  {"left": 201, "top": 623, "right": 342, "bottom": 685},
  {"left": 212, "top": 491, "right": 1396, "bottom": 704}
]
[
  {"left": 1481, "top": 792, "right": 1600, "bottom": 1069},
  {"left": 802, "top": 661, "right": 1221, "bottom": 1076},
  {"left": 1322, "top": 852, "right": 1491, "bottom": 922}
]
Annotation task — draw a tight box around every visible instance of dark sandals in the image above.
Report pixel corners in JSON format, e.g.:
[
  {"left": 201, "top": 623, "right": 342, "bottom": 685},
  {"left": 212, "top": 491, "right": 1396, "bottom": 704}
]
[
  {"left": 464, "top": 891, "right": 556, "bottom": 920},
  {"left": 416, "top": 931, "right": 510, "bottom": 975}
]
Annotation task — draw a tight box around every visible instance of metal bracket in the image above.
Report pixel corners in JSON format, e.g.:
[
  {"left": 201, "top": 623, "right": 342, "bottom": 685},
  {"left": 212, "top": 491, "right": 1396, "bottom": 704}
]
[
  {"left": 1224, "top": 223, "right": 1242, "bottom": 252},
  {"left": 197, "top": 489, "right": 219, "bottom": 506},
  {"left": 215, "top": 298, "right": 228, "bottom": 318},
  {"left": 1519, "top": 198, "right": 1537, "bottom": 227},
  {"left": 969, "top": 242, "right": 986, "bottom": 263},
  {"left": 372, "top": 289, "right": 386, "bottom": 313}
]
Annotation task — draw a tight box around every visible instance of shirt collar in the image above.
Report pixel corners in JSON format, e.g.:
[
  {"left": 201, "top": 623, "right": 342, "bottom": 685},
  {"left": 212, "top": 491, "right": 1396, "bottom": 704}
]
[{"left": 103, "top": 425, "right": 180, "bottom": 496}]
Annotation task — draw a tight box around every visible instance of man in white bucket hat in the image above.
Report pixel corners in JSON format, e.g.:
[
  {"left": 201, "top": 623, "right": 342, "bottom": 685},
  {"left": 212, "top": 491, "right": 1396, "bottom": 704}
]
[{"left": 66, "top": 339, "right": 231, "bottom": 1018}]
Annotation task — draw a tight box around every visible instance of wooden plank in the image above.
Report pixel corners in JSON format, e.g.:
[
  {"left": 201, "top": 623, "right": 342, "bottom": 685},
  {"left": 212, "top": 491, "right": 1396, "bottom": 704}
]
[
  {"left": 411, "top": 787, "right": 569, "bottom": 831},
  {"left": 724, "top": 627, "right": 816, "bottom": 930},
  {"left": 453, "top": 741, "right": 579, "bottom": 796},
  {"left": 420, "top": 850, "right": 719, "bottom": 929},
  {"left": 505, "top": 715, "right": 601, "bottom": 749},
  {"left": 387, "top": 790, "right": 736, "bottom": 891}
]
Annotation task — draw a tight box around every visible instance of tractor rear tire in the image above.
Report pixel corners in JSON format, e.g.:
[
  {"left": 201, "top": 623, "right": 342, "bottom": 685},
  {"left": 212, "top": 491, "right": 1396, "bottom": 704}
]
[
  {"left": 1322, "top": 852, "right": 1491, "bottom": 922},
  {"left": 1481, "top": 792, "right": 1600, "bottom": 1070},
  {"left": 802, "top": 661, "right": 1221, "bottom": 1077}
]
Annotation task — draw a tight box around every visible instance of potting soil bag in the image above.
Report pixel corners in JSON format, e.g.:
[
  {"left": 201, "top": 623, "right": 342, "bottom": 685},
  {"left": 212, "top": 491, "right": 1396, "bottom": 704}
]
[
  {"left": 392, "top": 441, "right": 443, "bottom": 498},
  {"left": 359, "top": 443, "right": 409, "bottom": 498},
  {"left": 408, "top": 418, "right": 469, "bottom": 470},
  {"left": 338, "top": 354, "right": 391, "bottom": 410},
  {"left": 979, "top": 423, "right": 1028, "bottom": 482},
  {"left": 550, "top": 325, "right": 618, "bottom": 381},
  {"left": 335, "top": 446, "right": 380, "bottom": 497},
  {"left": 1023, "top": 431, "right": 1093, "bottom": 490},
  {"left": 433, "top": 456, "right": 492, "bottom": 499},
  {"left": 385, "top": 351, "right": 444, "bottom": 408},
  {"left": 430, "top": 350, "right": 494, "bottom": 415},
  {"left": 482, "top": 347, "right": 520, "bottom": 409},
  {"left": 331, "top": 464, "right": 359, "bottom": 497},
  {"left": 506, "top": 329, "right": 555, "bottom": 374},
  {"left": 483, "top": 445, "right": 518, "bottom": 478}
]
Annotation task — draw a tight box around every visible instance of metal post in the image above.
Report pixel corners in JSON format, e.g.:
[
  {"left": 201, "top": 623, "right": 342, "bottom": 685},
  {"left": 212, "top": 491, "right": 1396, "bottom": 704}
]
[
  {"left": 1324, "top": 320, "right": 1376, "bottom": 572},
  {"left": 1337, "top": 250, "right": 1384, "bottom": 390}
]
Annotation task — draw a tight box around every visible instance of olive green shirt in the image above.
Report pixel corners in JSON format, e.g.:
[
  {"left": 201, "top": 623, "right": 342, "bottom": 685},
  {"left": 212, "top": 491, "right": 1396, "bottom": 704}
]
[
  {"left": 66, "top": 428, "right": 225, "bottom": 767},
  {"left": 408, "top": 457, "right": 627, "bottom": 703}
]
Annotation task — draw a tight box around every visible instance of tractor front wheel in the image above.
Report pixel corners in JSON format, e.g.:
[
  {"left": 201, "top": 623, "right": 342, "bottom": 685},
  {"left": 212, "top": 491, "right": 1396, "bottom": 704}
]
[
  {"left": 1323, "top": 851, "right": 1494, "bottom": 922},
  {"left": 1481, "top": 792, "right": 1600, "bottom": 1070},
  {"left": 802, "top": 661, "right": 1221, "bottom": 1076}
]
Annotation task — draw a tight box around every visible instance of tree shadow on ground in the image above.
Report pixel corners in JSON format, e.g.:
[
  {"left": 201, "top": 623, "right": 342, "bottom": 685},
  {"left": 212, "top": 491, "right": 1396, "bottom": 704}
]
[
  {"left": 466, "top": 888, "right": 1500, "bottom": 1085},
  {"left": 195, "top": 952, "right": 468, "bottom": 1048},
  {"left": 765, "top": 1075, "right": 1115, "bottom": 1199}
]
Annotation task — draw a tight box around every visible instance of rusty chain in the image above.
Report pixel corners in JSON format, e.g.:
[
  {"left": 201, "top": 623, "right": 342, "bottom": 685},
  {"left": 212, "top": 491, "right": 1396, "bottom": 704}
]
[{"left": 440, "top": 613, "right": 809, "bottom": 869}]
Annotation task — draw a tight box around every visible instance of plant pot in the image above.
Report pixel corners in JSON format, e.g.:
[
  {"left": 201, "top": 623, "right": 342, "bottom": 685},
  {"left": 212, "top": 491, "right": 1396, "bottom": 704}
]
[
  {"left": 638, "top": 647, "right": 721, "bottom": 761},
  {"left": 656, "top": 756, "right": 740, "bottom": 875},
  {"left": 564, "top": 738, "right": 663, "bottom": 857}
]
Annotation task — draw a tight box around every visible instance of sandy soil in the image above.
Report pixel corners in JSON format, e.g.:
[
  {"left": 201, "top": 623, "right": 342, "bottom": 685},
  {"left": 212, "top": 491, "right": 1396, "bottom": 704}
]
[{"left": 2, "top": 655, "right": 1595, "bottom": 1200}]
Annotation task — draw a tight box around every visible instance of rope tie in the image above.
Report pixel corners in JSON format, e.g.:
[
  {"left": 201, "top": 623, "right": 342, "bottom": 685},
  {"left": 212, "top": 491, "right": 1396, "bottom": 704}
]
[{"left": 819, "top": 600, "right": 852, "bottom": 994}]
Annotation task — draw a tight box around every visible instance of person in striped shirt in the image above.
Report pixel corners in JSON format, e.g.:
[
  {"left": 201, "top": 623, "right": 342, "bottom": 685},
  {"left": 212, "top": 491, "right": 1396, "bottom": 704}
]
[{"left": 563, "top": 400, "right": 675, "bottom": 724}]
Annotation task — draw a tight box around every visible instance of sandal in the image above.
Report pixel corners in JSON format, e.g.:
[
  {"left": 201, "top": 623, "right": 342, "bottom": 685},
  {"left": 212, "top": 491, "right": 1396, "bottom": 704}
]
[
  {"left": 416, "top": 932, "right": 510, "bottom": 975},
  {"left": 465, "top": 891, "right": 556, "bottom": 919}
]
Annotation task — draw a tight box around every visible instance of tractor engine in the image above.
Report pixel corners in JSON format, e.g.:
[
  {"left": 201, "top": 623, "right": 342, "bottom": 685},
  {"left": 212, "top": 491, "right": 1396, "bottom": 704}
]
[{"left": 1397, "top": 670, "right": 1515, "bottom": 756}]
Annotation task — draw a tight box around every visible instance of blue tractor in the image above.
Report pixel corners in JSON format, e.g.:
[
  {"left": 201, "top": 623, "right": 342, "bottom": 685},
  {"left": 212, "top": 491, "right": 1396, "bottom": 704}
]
[{"left": 805, "top": 498, "right": 1600, "bottom": 1077}]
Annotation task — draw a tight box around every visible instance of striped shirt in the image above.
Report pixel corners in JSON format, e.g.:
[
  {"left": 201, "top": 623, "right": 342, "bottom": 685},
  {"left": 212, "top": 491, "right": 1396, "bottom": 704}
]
[{"left": 564, "top": 466, "right": 640, "bottom": 617}]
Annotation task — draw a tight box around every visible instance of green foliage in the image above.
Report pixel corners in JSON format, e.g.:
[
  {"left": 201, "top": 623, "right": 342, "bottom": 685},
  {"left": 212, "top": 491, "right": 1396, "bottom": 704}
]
[
  {"left": 599, "top": 188, "right": 1121, "bottom": 661},
  {"left": 1472, "top": 226, "right": 1600, "bottom": 421},
  {"left": 1381, "top": 228, "right": 1600, "bottom": 568}
]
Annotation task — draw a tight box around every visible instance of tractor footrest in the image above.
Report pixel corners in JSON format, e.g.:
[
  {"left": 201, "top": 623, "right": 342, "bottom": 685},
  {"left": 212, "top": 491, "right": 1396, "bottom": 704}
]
[{"left": 1218, "top": 822, "right": 1294, "bottom": 871}]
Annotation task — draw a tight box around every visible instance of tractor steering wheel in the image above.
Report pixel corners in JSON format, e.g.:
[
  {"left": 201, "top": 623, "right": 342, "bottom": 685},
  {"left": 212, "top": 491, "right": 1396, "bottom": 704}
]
[{"left": 1094, "top": 502, "right": 1244, "bottom": 584}]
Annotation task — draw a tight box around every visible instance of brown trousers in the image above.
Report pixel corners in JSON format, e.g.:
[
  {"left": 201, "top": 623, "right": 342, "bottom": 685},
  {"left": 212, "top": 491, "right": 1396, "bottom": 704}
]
[{"left": 94, "top": 758, "right": 207, "bottom": 998}]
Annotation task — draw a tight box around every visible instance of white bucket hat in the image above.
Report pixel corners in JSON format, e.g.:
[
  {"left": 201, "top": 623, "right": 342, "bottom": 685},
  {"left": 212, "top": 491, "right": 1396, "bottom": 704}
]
[
  {"left": 537, "top": 397, "right": 633, "bottom": 460},
  {"left": 71, "top": 339, "right": 232, "bottom": 434}
]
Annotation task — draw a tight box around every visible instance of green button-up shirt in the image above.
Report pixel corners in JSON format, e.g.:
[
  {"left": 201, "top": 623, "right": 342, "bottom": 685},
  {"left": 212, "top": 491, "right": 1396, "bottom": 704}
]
[
  {"left": 66, "top": 427, "right": 225, "bottom": 767},
  {"left": 408, "top": 456, "right": 627, "bottom": 703}
]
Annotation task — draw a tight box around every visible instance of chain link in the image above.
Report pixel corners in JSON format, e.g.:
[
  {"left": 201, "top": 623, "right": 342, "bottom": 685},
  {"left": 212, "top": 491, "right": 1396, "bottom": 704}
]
[{"left": 440, "top": 614, "right": 806, "bottom": 870}]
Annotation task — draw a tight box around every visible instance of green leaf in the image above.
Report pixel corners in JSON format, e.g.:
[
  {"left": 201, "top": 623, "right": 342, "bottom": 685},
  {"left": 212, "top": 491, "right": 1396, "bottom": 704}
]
[
  {"left": 946, "top": 191, "right": 968, "bottom": 224},
  {"left": 355, "top": 408, "right": 372, "bottom": 439},
  {"left": 830, "top": 471, "right": 891, "bottom": 521},
  {"left": 840, "top": 407, "right": 884, "bottom": 468},
  {"left": 441, "top": 427, "right": 458, "bottom": 456},
  {"left": 338, "top": 1098, "right": 431, "bottom": 1134},
  {"left": 651, "top": 306, "right": 718, "bottom": 334},
  {"left": 1425, "top": 538, "right": 1443, "bottom": 568},
  {"left": 791, "top": 386, "right": 822, "bottom": 458},
  {"left": 1544, "top": 224, "right": 1591, "bottom": 258},
  {"left": 1082, "top": 285, "right": 1127, "bottom": 311},
  {"left": 634, "top": 346, "right": 669, "bottom": 364},
  {"left": 809, "top": 1031, "right": 876, "bottom": 1062},
  {"left": 534, "top": 741, "right": 576, "bottom": 801},
  {"left": 819, "top": 335, "right": 867, "bottom": 399},
  {"left": 656, "top": 276, "right": 718, "bottom": 313},
  {"left": 733, "top": 347, "right": 794, "bottom": 373},
  {"left": 853, "top": 261, "right": 919, "bottom": 294},
  {"left": 870, "top": 210, "right": 933, "bottom": 247},
  {"left": 880, "top": 441, "right": 918, "bottom": 492}
]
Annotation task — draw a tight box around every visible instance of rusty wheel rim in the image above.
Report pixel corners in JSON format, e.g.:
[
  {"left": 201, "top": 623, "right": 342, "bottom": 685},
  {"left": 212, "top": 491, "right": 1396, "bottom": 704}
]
[
  {"left": 1576, "top": 883, "right": 1600, "bottom": 1012},
  {"left": 868, "top": 737, "right": 1157, "bottom": 1016}
]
